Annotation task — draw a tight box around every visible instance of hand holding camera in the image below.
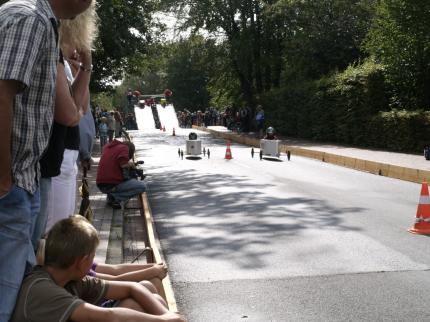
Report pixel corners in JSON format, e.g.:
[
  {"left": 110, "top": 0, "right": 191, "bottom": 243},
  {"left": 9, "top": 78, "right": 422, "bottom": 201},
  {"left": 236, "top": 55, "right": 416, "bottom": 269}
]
[{"left": 123, "top": 160, "right": 146, "bottom": 181}]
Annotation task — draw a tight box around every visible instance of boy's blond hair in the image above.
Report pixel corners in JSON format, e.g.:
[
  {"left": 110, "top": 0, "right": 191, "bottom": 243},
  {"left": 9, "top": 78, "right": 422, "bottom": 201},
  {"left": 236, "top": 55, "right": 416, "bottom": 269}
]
[
  {"left": 59, "top": 1, "right": 99, "bottom": 52},
  {"left": 45, "top": 215, "right": 99, "bottom": 269}
]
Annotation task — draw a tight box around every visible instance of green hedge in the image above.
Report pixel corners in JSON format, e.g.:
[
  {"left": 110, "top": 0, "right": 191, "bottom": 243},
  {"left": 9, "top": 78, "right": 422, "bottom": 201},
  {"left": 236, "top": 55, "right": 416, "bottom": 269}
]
[
  {"left": 368, "top": 109, "right": 430, "bottom": 153},
  {"left": 261, "top": 59, "right": 429, "bottom": 153}
]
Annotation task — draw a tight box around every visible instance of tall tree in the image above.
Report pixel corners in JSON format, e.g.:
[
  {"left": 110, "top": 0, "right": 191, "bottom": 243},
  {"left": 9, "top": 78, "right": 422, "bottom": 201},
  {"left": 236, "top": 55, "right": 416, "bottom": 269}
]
[
  {"left": 271, "top": 0, "right": 374, "bottom": 80},
  {"left": 91, "top": 0, "right": 159, "bottom": 92},
  {"left": 364, "top": 0, "right": 430, "bottom": 109},
  {"left": 160, "top": 0, "right": 284, "bottom": 107},
  {"left": 165, "top": 36, "right": 214, "bottom": 110}
]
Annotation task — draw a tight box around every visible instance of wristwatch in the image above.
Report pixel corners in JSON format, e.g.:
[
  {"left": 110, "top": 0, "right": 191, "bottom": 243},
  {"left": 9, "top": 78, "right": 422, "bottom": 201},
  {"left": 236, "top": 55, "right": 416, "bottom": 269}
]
[{"left": 79, "top": 63, "right": 93, "bottom": 72}]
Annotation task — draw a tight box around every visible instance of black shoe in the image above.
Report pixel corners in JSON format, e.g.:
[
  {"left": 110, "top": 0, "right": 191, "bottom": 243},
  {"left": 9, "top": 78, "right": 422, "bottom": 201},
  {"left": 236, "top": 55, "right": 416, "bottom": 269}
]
[{"left": 107, "top": 200, "right": 121, "bottom": 209}]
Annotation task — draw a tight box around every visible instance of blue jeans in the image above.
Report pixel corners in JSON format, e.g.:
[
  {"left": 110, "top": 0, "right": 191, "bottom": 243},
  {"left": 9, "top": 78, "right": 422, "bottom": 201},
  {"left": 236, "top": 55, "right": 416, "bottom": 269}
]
[
  {"left": 100, "top": 134, "right": 107, "bottom": 149},
  {"left": 31, "top": 177, "right": 51, "bottom": 249},
  {"left": 0, "top": 185, "right": 40, "bottom": 322},
  {"left": 99, "top": 179, "right": 146, "bottom": 202}
]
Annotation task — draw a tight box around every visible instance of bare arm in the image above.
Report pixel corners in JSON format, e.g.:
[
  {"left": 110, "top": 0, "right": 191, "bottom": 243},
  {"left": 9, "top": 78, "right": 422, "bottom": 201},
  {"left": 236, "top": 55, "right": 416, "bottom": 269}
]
[
  {"left": 69, "top": 49, "right": 91, "bottom": 115},
  {"left": 70, "top": 302, "right": 185, "bottom": 322},
  {"left": 54, "top": 63, "right": 81, "bottom": 126},
  {"left": 96, "top": 263, "right": 155, "bottom": 276},
  {"left": 54, "top": 49, "right": 91, "bottom": 126},
  {"left": 95, "top": 264, "right": 167, "bottom": 282},
  {"left": 0, "top": 80, "right": 20, "bottom": 197}
]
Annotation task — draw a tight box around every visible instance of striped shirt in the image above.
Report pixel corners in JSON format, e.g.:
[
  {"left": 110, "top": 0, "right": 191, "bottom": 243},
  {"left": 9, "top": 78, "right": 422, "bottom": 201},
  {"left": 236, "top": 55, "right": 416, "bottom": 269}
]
[{"left": 0, "top": 0, "right": 59, "bottom": 194}]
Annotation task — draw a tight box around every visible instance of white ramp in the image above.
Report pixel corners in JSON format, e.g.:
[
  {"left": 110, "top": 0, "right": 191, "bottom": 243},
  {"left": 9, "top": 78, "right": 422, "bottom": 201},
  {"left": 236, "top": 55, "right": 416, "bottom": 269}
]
[
  {"left": 134, "top": 105, "right": 156, "bottom": 130},
  {"left": 156, "top": 104, "right": 179, "bottom": 131}
]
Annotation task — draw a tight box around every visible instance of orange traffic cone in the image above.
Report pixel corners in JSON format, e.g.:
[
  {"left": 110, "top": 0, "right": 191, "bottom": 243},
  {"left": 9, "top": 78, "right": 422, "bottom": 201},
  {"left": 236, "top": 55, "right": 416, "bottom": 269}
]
[
  {"left": 163, "top": 126, "right": 166, "bottom": 132},
  {"left": 225, "top": 141, "right": 233, "bottom": 160},
  {"left": 409, "top": 182, "right": 430, "bottom": 234},
  {"left": 172, "top": 128, "right": 176, "bottom": 136}
]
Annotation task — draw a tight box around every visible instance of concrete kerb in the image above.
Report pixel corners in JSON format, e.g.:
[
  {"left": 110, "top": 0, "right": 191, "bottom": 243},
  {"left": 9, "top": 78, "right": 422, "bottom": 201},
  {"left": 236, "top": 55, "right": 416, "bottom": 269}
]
[{"left": 193, "top": 126, "right": 430, "bottom": 184}]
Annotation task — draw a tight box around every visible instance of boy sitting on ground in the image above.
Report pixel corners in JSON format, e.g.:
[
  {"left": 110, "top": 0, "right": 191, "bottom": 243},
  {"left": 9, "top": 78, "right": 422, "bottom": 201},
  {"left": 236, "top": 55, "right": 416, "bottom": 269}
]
[{"left": 11, "top": 216, "right": 185, "bottom": 322}]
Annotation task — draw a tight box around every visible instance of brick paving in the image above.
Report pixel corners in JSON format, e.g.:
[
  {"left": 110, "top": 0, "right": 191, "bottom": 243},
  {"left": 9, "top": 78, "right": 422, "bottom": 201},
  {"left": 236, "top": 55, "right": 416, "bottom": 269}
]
[{"left": 74, "top": 140, "right": 147, "bottom": 265}]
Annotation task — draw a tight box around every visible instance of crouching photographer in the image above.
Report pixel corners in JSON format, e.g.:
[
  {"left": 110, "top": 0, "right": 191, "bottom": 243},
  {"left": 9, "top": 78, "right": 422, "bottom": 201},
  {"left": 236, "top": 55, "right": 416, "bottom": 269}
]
[{"left": 96, "top": 140, "right": 146, "bottom": 209}]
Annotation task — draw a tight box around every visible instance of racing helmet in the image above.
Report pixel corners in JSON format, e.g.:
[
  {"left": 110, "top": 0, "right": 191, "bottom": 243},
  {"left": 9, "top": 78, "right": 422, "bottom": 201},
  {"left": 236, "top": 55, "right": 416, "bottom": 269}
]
[
  {"left": 188, "top": 132, "right": 198, "bottom": 140},
  {"left": 266, "top": 126, "right": 275, "bottom": 135}
]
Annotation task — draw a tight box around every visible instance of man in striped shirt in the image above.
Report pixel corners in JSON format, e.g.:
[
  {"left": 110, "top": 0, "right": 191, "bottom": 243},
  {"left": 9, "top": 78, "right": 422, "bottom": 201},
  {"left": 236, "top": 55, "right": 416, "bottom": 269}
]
[{"left": 0, "top": 0, "right": 93, "bottom": 320}]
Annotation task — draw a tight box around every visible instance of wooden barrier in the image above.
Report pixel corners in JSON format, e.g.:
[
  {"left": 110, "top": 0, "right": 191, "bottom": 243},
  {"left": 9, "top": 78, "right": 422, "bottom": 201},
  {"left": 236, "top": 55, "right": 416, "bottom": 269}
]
[
  {"left": 354, "top": 159, "right": 365, "bottom": 171},
  {"left": 387, "top": 165, "right": 404, "bottom": 180},
  {"left": 363, "top": 160, "right": 379, "bottom": 174},
  {"left": 379, "top": 163, "right": 390, "bottom": 177},
  {"left": 343, "top": 156, "right": 357, "bottom": 169},
  {"left": 193, "top": 126, "right": 428, "bottom": 183},
  {"left": 418, "top": 170, "right": 430, "bottom": 182},
  {"left": 403, "top": 168, "right": 419, "bottom": 182},
  {"left": 140, "top": 192, "right": 178, "bottom": 312}
]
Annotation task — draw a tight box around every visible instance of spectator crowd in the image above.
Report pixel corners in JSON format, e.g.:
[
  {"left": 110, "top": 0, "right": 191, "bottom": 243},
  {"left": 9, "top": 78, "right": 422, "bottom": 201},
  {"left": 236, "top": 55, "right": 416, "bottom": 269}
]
[
  {"left": 177, "top": 104, "right": 264, "bottom": 136},
  {"left": 177, "top": 105, "right": 270, "bottom": 140},
  {"left": 0, "top": 0, "right": 184, "bottom": 321}
]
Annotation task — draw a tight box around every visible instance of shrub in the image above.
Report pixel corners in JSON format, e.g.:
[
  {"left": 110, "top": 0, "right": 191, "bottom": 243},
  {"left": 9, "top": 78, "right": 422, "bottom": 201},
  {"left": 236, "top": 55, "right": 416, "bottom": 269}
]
[{"left": 369, "top": 109, "right": 430, "bottom": 153}]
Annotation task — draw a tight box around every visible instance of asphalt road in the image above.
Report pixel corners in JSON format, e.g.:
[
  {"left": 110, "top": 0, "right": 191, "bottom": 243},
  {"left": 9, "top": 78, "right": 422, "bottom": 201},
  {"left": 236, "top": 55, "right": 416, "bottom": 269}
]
[{"left": 131, "top": 128, "right": 430, "bottom": 322}]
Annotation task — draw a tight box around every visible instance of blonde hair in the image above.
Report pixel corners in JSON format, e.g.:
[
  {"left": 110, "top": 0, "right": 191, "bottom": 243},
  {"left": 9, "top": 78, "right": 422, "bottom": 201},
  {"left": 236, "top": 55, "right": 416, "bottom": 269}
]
[
  {"left": 45, "top": 215, "right": 99, "bottom": 269},
  {"left": 59, "top": 1, "right": 99, "bottom": 52}
]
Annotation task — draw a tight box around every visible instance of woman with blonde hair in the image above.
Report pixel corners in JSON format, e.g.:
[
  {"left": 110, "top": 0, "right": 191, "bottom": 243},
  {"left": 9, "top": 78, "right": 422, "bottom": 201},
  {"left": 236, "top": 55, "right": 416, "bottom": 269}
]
[{"left": 45, "top": 1, "right": 97, "bottom": 231}]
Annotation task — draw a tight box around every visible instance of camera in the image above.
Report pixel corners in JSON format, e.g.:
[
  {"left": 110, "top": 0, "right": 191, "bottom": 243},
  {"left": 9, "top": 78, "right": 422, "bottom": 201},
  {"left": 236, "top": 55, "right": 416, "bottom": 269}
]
[
  {"left": 122, "top": 160, "right": 146, "bottom": 181},
  {"left": 129, "top": 168, "right": 146, "bottom": 180}
]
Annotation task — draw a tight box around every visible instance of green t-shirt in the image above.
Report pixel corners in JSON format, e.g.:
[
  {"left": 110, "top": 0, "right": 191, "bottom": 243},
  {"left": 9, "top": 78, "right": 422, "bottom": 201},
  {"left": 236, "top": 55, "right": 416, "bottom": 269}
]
[{"left": 11, "top": 266, "right": 108, "bottom": 322}]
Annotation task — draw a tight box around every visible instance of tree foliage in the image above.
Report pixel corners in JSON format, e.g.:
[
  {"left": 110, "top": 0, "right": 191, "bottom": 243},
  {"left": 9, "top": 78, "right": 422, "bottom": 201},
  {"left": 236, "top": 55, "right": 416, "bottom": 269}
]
[
  {"left": 91, "top": 0, "right": 159, "bottom": 92},
  {"left": 110, "top": 43, "right": 171, "bottom": 112},
  {"left": 272, "top": 0, "right": 374, "bottom": 79},
  {"left": 92, "top": 0, "right": 430, "bottom": 152},
  {"left": 159, "top": 0, "right": 290, "bottom": 107},
  {"left": 164, "top": 36, "right": 215, "bottom": 111},
  {"left": 92, "top": 91, "right": 114, "bottom": 111},
  {"left": 364, "top": 0, "right": 430, "bottom": 109}
]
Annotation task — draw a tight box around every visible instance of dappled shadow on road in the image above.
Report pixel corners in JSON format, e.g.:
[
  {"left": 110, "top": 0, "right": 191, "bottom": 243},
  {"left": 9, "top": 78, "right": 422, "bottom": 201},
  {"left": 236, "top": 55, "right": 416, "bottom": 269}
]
[{"left": 146, "top": 168, "right": 365, "bottom": 270}]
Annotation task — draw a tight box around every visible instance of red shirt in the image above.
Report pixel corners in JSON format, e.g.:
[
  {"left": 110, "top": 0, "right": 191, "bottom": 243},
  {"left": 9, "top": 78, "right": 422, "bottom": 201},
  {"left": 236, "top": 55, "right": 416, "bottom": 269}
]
[{"left": 96, "top": 140, "right": 130, "bottom": 185}]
